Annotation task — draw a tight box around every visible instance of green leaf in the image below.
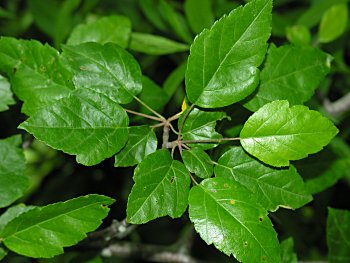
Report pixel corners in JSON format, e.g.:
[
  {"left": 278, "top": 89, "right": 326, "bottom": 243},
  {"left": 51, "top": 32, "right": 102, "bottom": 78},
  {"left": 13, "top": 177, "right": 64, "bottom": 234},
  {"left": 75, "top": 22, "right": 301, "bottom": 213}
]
[
  {"left": 244, "top": 45, "right": 330, "bottom": 111},
  {"left": 185, "top": 0, "right": 272, "bottom": 108},
  {"left": 0, "top": 135, "right": 30, "bottom": 208},
  {"left": 0, "top": 75, "right": 15, "bottom": 112},
  {"left": 129, "top": 32, "right": 189, "bottom": 55},
  {"left": 19, "top": 89, "right": 129, "bottom": 166},
  {"left": 139, "top": 0, "right": 168, "bottom": 31},
  {"left": 0, "top": 204, "right": 35, "bottom": 233},
  {"left": 139, "top": 76, "right": 168, "bottom": 114},
  {"left": 286, "top": 25, "right": 311, "bottom": 46},
  {"left": 318, "top": 4, "right": 348, "bottom": 43},
  {"left": 240, "top": 100, "right": 338, "bottom": 167},
  {"left": 179, "top": 108, "right": 227, "bottom": 150},
  {"left": 115, "top": 126, "right": 158, "bottom": 167},
  {"left": 67, "top": 15, "right": 132, "bottom": 48},
  {"left": 62, "top": 42, "right": 142, "bottom": 105},
  {"left": 215, "top": 147, "right": 312, "bottom": 211},
  {"left": 327, "top": 208, "right": 350, "bottom": 263},
  {"left": 181, "top": 148, "right": 213, "bottom": 179},
  {"left": 280, "top": 238, "right": 298, "bottom": 263},
  {"left": 0, "top": 194, "right": 114, "bottom": 258},
  {"left": 0, "top": 37, "right": 73, "bottom": 115},
  {"left": 184, "top": 0, "right": 214, "bottom": 34},
  {"left": 188, "top": 177, "right": 280, "bottom": 262},
  {"left": 163, "top": 61, "right": 186, "bottom": 98},
  {"left": 0, "top": 247, "right": 6, "bottom": 261},
  {"left": 127, "top": 149, "right": 190, "bottom": 224}
]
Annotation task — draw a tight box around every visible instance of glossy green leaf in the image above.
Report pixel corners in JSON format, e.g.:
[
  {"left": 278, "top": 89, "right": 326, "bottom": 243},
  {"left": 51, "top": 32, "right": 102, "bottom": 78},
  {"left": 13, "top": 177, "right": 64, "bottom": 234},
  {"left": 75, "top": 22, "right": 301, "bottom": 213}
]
[
  {"left": 115, "top": 126, "right": 158, "bottom": 167},
  {"left": 240, "top": 100, "right": 338, "bottom": 167},
  {"left": 280, "top": 238, "right": 298, "bottom": 263},
  {"left": 0, "top": 194, "right": 114, "bottom": 258},
  {"left": 0, "top": 204, "right": 35, "bottom": 233},
  {"left": 0, "top": 135, "right": 30, "bottom": 208},
  {"left": 19, "top": 89, "right": 129, "bottom": 166},
  {"left": 189, "top": 177, "right": 280, "bottom": 262},
  {"left": 327, "top": 208, "right": 350, "bottom": 263},
  {"left": 181, "top": 148, "right": 213, "bottom": 179},
  {"left": 67, "top": 15, "right": 132, "bottom": 48},
  {"left": 139, "top": 76, "right": 168, "bottom": 114},
  {"left": 129, "top": 32, "right": 189, "bottom": 55},
  {"left": 244, "top": 45, "right": 330, "bottom": 111},
  {"left": 318, "top": 4, "right": 348, "bottom": 43},
  {"left": 62, "top": 42, "right": 142, "bottom": 105},
  {"left": 179, "top": 108, "right": 227, "bottom": 150},
  {"left": 0, "top": 75, "right": 15, "bottom": 112},
  {"left": 0, "top": 247, "right": 6, "bottom": 261},
  {"left": 127, "top": 149, "right": 190, "bottom": 224},
  {"left": 215, "top": 147, "right": 312, "bottom": 211},
  {"left": 286, "top": 25, "right": 311, "bottom": 46},
  {"left": 184, "top": 0, "right": 214, "bottom": 34},
  {"left": 0, "top": 37, "right": 73, "bottom": 115},
  {"left": 185, "top": 0, "right": 272, "bottom": 108}
]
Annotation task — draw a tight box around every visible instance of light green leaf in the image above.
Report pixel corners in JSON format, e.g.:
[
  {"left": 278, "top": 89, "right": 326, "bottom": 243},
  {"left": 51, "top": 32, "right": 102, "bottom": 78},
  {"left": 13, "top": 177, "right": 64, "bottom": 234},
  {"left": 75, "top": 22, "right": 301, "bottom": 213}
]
[
  {"left": 215, "top": 147, "right": 312, "bottom": 211},
  {"left": 189, "top": 177, "right": 280, "bottom": 262},
  {"left": 127, "top": 149, "right": 190, "bottom": 224},
  {"left": 0, "top": 75, "right": 15, "bottom": 112},
  {"left": 179, "top": 108, "right": 227, "bottom": 150},
  {"left": 67, "top": 15, "right": 132, "bottom": 48},
  {"left": 280, "top": 238, "right": 298, "bottom": 263},
  {"left": 0, "top": 135, "right": 30, "bottom": 208},
  {"left": 0, "top": 37, "right": 73, "bottom": 115},
  {"left": 0, "top": 194, "right": 114, "bottom": 258},
  {"left": 62, "top": 42, "right": 142, "bottom": 105},
  {"left": 181, "top": 148, "right": 213, "bottom": 179},
  {"left": 286, "top": 25, "right": 311, "bottom": 46},
  {"left": 19, "top": 89, "right": 129, "bottom": 166},
  {"left": 244, "top": 44, "right": 330, "bottom": 111},
  {"left": 184, "top": 0, "right": 214, "bottom": 34},
  {"left": 129, "top": 32, "right": 189, "bottom": 55},
  {"left": 318, "top": 4, "right": 348, "bottom": 43},
  {"left": 0, "top": 204, "right": 35, "bottom": 233},
  {"left": 185, "top": 0, "right": 272, "bottom": 108},
  {"left": 327, "top": 208, "right": 350, "bottom": 263},
  {"left": 0, "top": 247, "right": 6, "bottom": 261},
  {"left": 139, "top": 76, "right": 168, "bottom": 114},
  {"left": 115, "top": 126, "right": 158, "bottom": 167},
  {"left": 240, "top": 100, "right": 338, "bottom": 167}
]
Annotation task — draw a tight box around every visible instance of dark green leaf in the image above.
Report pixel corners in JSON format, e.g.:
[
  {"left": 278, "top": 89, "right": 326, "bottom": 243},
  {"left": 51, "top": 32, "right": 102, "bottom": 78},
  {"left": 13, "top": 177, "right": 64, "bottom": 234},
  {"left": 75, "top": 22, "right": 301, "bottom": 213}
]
[
  {"left": 163, "top": 61, "right": 186, "bottom": 99},
  {"left": 327, "top": 208, "right": 350, "bottom": 263},
  {"left": 0, "top": 195, "right": 114, "bottom": 258},
  {"left": 0, "top": 75, "right": 15, "bottom": 112},
  {"left": 280, "top": 238, "right": 298, "bottom": 263},
  {"left": 115, "top": 126, "right": 158, "bottom": 167},
  {"left": 189, "top": 177, "right": 280, "bottom": 262},
  {"left": 19, "top": 89, "right": 129, "bottom": 166},
  {"left": 62, "top": 42, "right": 142, "bottom": 105},
  {"left": 185, "top": 0, "right": 272, "bottom": 108},
  {"left": 0, "top": 204, "right": 35, "bottom": 233},
  {"left": 179, "top": 108, "right": 227, "bottom": 150},
  {"left": 127, "top": 149, "right": 190, "bottom": 224},
  {"left": 184, "top": 0, "right": 214, "bottom": 34},
  {"left": 0, "top": 247, "right": 6, "bottom": 261},
  {"left": 244, "top": 45, "right": 330, "bottom": 111},
  {"left": 240, "top": 100, "right": 338, "bottom": 167},
  {"left": 139, "top": 76, "right": 168, "bottom": 114},
  {"left": 215, "top": 147, "right": 312, "bottom": 211},
  {"left": 286, "top": 25, "right": 311, "bottom": 46},
  {"left": 129, "top": 32, "right": 189, "bottom": 55},
  {"left": 67, "top": 15, "right": 132, "bottom": 48},
  {"left": 139, "top": 0, "right": 168, "bottom": 31},
  {"left": 0, "top": 135, "right": 30, "bottom": 208},
  {"left": 182, "top": 148, "right": 213, "bottom": 179}
]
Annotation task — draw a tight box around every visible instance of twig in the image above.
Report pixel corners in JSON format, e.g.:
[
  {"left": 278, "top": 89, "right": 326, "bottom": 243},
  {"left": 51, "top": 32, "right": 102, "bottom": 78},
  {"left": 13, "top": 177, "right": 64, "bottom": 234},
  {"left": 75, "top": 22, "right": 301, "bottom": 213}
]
[
  {"left": 162, "top": 124, "right": 170, "bottom": 148},
  {"left": 324, "top": 93, "right": 350, "bottom": 117},
  {"left": 133, "top": 96, "right": 165, "bottom": 120},
  {"left": 125, "top": 108, "right": 164, "bottom": 122}
]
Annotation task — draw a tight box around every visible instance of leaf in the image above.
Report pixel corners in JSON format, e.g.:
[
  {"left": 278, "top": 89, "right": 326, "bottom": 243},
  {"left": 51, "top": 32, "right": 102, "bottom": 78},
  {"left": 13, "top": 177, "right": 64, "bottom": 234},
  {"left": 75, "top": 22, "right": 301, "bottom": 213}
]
[
  {"left": 179, "top": 108, "right": 227, "bottom": 150},
  {"left": 139, "top": 0, "right": 168, "bottom": 31},
  {"left": 114, "top": 126, "right": 158, "bottom": 167},
  {"left": 181, "top": 148, "right": 213, "bottom": 179},
  {"left": 188, "top": 177, "right": 280, "bottom": 263},
  {"left": 62, "top": 42, "right": 142, "bottom": 105},
  {"left": 67, "top": 15, "right": 132, "bottom": 48},
  {"left": 215, "top": 147, "right": 312, "bottom": 211},
  {"left": 327, "top": 208, "right": 350, "bottom": 263},
  {"left": 0, "top": 204, "right": 35, "bottom": 233},
  {"left": 163, "top": 61, "right": 186, "bottom": 98},
  {"left": 139, "top": 76, "right": 168, "bottom": 114},
  {"left": 185, "top": 0, "right": 272, "bottom": 108},
  {"left": 280, "top": 238, "right": 298, "bottom": 263},
  {"left": 0, "top": 247, "right": 6, "bottom": 261},
  {"left": 244, "top": 44, "right": 331, "bottom": 111},
  {"left": 318, "top": 4, "right": 348, "bottom": 43},
  {"left": 19, "top": 89, "right": 129, "bottom": 166},
  {"left": 0, "top": 75, "right": 15, "bottom": 112},
  {"left": 286, "top": 25, "right": 311, "bottom": 46},
  {"left": 0, "top": 37, "right": 73, "bottom": 115},
  {"left": 127, "top": 149, "right": 190, "bottom": 224},
  {"left": 184, "top": 0, "right": 214, "bottom": 34},
  {"left": 129, "top": 32, "right": 189, "bottom": 55},
  {"left": 0, "top": 135, "right": 30, "bottom": 208},
  {"left": 240, "top": 100, "right": 338, "bottom": 167},
  {"left": 0, "top": 194, "right": 114, "bottom": 258}
]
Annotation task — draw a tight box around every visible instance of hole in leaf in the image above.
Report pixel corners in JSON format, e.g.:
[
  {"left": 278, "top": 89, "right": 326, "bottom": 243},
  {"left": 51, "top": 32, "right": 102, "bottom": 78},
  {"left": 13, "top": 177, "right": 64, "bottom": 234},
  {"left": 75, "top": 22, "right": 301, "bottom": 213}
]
[
  {"left": 170, "top": 176, "right": 174, "bottom": 184},
  {"left": 243, "top": 241, "right": 248, "bottom": 247},
  {"left": 259, "top": 217, "right": 263, "bottom": 222},
  {"left": 230, "top": 200, "right": 235, "bottom": 205}
]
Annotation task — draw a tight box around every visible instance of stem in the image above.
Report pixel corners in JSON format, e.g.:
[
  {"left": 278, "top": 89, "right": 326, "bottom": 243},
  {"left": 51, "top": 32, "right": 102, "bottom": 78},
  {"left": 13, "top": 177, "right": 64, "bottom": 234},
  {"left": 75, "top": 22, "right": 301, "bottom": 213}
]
[
  {"left": 133, "top": 96, "right": 165, "bottom": 120},
  {"left": 178, "top": 104, "right": 195, "bottom": 136},
  {"left": 189, "top": 173, "right": 199, "bottom": 185},
  {"left": 125, "top": 109, "right": 164, "bottom": 122},
  {"left": 181, "top": 137, "right": 240, "bottom": 144}
]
